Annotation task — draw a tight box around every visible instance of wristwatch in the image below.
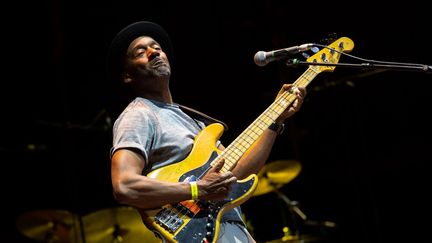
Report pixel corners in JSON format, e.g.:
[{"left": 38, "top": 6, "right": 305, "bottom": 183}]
[{"left": 269, "top": 122, "right": 285, "bottom": 135}]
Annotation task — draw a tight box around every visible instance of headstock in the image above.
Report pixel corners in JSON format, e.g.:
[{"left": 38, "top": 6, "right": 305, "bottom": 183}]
[{"left": 306, "top": 37, "right": 354, "bottom": 73}]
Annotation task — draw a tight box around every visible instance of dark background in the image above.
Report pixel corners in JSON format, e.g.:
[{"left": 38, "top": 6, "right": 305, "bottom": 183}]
[{"left": 3, "top": 1, "right": 431, "bottom": 242}]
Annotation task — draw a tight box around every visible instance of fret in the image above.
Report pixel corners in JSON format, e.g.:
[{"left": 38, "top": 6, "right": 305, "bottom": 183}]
[
  {"left": 212, "top": 37, "right": 353, "bottom": 173},
  {"left": 217, "top": 68, "right": 322, "bottom": 170}
]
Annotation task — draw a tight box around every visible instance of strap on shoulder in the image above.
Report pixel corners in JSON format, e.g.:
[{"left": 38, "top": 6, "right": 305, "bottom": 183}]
[{"left": 177, "top": 104, "right": 229, "bottom": 131}]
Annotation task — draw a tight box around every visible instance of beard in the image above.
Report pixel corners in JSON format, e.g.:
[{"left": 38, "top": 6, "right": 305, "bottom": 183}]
[
  {"left": 136, "top": 60, "right": 171, "bottom": 79},
  {"left": 153, "top": 64, "right": 171, "bottom": 77}
]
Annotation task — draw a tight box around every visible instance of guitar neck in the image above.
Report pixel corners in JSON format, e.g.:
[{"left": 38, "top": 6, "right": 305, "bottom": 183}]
[{"left": 213, "top": 66, "right": 319, "bottom": 173}]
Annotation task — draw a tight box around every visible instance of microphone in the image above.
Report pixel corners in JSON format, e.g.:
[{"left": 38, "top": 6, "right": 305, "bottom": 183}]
[{"left": 254, "top": 43, "right": 314, "bottom": 66}]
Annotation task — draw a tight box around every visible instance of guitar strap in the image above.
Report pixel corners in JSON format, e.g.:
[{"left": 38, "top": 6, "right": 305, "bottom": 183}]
[{"left": 177, "top": 104, "right": 229, "bottom": 131}]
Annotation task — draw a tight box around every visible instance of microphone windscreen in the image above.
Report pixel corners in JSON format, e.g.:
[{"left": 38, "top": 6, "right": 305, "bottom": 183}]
[{"left": 254, "top": 51, "right": 267, "bottom": 66}]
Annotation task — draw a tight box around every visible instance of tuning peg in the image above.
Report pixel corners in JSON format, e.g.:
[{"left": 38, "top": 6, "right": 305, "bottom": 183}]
[
  {"left": 301, "top": 46, "right": 320, "bottom": 59},
  {"left": 301, "top": 52, "right": 310, "bottom": 58},
  {"left": 311, "top": 46, "right": 320, "bottom": 53}
]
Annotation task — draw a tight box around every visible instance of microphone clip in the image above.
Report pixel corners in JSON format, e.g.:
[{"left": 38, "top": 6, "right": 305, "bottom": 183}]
[{"left": 285, "top": 58, "right": 301, "bottom": 66}]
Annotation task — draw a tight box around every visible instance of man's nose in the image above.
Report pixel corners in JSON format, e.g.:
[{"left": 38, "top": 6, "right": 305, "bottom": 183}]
[{"left": 146, "top": 47, "right": 160, "bottom": 58}]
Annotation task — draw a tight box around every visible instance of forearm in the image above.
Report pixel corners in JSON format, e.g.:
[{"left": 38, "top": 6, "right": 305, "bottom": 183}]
[
  {"left": 112, "top": 149, "right": 238, "bottom": 209},
  {"left": 232, "top": 129, "right": 278, "bottom": 179},
  {"left": 112, "top": 173, "right": 191, "bottom": 209},
  {"left": 111, "top": 149, "right": 192, "bottom": 209}
]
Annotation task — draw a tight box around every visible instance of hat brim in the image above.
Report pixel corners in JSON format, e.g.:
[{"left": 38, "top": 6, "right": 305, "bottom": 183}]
[{"left": 106, "top": 21, "right": 173, "bottom": 83}]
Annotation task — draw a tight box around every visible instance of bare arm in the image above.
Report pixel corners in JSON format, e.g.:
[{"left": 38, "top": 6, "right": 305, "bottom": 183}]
[
  {"left": 111, "top": 149, "right": 237, "bottom": 209},
  {"left": 232, "top": 84, "right": 306, "bottom": 179}
]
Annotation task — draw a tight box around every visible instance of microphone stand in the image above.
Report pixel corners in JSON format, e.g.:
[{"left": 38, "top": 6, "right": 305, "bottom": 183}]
[{"left": 286, "top": 59, "right": 432, "bottom": 73}]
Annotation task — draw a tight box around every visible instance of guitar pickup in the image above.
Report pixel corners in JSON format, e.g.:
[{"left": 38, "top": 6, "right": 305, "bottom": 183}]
[{"left": 155, "top": 207, "right": 184, "bottom": 233}]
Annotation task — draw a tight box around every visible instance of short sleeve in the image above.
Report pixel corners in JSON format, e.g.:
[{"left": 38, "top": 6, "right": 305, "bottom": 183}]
[{"left": 110, "top": 106, "right": 157, "bottom": 164}]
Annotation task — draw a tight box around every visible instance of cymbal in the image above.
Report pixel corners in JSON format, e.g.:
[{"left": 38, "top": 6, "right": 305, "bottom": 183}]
[
  {"left": 82, "top": 206, "right": 160, "bottom": 243},
  {"left": 253, "top": 160, "right": 301, "bottom": 197},
  {"left": 16, "top": 209, "right": 79, "bottom": 243}
]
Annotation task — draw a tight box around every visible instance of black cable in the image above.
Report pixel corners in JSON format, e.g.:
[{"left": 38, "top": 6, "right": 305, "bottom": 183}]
[{"left": 312, "top": 43, "right": 431, "bottom": 70}]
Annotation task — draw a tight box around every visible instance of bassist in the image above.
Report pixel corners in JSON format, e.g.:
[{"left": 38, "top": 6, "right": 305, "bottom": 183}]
[{"left": 107, "top": 21, "right": 306, "bottom": 243}]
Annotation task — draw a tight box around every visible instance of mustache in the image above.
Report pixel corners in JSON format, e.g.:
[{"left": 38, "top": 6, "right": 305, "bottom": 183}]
[{"left": 150, "top": 57, "right": 166, "bottom": 66}]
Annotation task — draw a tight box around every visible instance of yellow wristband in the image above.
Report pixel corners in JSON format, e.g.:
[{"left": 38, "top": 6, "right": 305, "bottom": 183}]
[{"left": 190, "top": 181, "right": 198, "bottom": 200}]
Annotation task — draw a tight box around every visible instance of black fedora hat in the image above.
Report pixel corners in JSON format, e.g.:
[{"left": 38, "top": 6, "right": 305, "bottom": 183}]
[{"left": 106, "top": 21, "right": 174, "bottom": 83}]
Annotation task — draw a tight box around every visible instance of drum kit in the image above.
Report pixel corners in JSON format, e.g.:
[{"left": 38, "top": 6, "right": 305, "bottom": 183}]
[
  {"left": 16, "top": 206, "right": 160, "bottom": 243},
  {"left": 250, "top": 160, "right": 336, "bottom": 243},
  {"left": 15, "top": 160, "right": 334, "bottom": 243}
]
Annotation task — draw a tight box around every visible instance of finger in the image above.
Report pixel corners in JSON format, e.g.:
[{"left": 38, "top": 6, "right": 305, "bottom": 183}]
[
  {"left": 295, "top": 88, "right": 306, "bottom": 101},
  {"left": 298, "top": 86, "right": 307, "bottom": 97},
  {"left": 211, "top": 158, "right": 225, "bottom": 172},
  {"left": 282, "top": 84, "right": 293, "bottom": 92},
  {"left": 220, "top": 171, "right": 236, "bottom": 181},
  {"left": 216, "top": 186, "right": 229, "bottom": 196},
  {"left": 220, "top": 171, "right": 234, "bottom": 179},
  {"left": 295, "top": 93, "right": 303, "bottom": 105},
  {"left": 286, "top": 99, "right": 299, "bottom": 115},
  {"left": 278, "top": 84, "right": 290, "bottom": 95},
  {"left": 226, "top": 176, "right": 237, "bottom": 185}
]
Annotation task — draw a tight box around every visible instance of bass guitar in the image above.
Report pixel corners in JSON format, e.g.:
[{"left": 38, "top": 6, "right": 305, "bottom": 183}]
[{"left": 142, "top": 36, "right": 354, "bottom": 243}]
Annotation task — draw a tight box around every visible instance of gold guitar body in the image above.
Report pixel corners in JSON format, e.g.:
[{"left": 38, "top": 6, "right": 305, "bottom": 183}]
[{"left": 142, "top": 123, "right": 258, "bottom": 243}]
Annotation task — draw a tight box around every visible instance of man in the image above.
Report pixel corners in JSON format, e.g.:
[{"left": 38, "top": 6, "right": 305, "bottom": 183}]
[{"left": 107, "top": 21, "right": 306, "bottom": 243}]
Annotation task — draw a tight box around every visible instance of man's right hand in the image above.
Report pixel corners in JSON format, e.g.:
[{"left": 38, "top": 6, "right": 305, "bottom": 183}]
[{"left": 197, "top": 159, "right": 237, "bottom": 201}]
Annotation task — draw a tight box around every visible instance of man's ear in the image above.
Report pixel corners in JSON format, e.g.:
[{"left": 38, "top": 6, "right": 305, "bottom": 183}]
[{"left": 122, "top": 71, "right": 133, "bottom": 84}]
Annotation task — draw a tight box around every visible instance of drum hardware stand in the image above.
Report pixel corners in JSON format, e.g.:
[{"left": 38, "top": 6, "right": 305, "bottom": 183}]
[{"left": 270, "top": 183, "right": 307, "bottom": 241}]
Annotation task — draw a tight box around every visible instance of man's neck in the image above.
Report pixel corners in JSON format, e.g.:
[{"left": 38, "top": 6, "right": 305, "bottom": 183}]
[
  {"left": 134, "top": 76, "right": 173, "bottom": 103},
  {"left": 138, "top": 90, "right": 173, "bottom": 104}
]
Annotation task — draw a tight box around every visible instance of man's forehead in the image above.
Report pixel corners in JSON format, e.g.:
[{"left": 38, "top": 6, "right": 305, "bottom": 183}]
[
  {"left": 127, "top": 36, "right": 163, "bottom": 55},
  {"left": 130, "top": 36, "right": 160, "bottom": 47}
]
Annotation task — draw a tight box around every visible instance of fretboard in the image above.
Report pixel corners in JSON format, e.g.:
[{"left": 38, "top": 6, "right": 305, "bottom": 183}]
[{"left": 212, "top": 66, "right": 320, "bottom": 173}]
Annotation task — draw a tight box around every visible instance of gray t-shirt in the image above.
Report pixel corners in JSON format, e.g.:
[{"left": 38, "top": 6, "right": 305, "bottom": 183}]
[{"left": 111, "top": 97, "right": 244, "bottom": 223}]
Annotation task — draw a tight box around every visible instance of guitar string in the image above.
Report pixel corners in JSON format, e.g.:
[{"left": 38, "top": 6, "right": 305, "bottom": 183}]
[
  {"left": 165, "top": 65, "right": 318, "bottom": 236},
  {"left": 159, "top": 41, "right": 342, "bottom": 238},
  {"left": 163, "top": 70, "right": 312, "bottom": 231},
  {"left": 190, "top": 40, "right": 337, "bottom": 178},
  {"left": 159, "top": 71, "right": 312, "bottom": 239},
  {"left": 156, "top": 89, "right": 296, "bottom": 238}
]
